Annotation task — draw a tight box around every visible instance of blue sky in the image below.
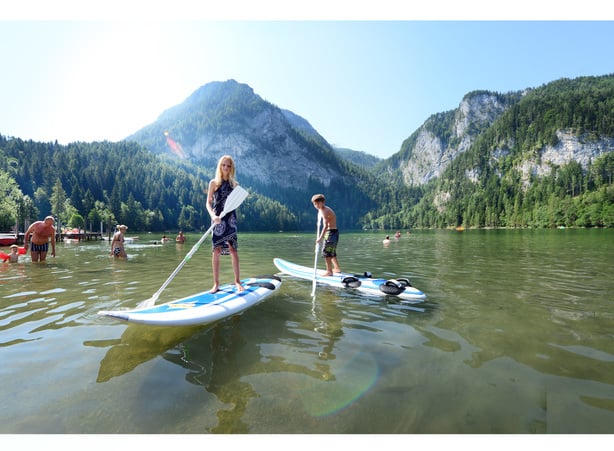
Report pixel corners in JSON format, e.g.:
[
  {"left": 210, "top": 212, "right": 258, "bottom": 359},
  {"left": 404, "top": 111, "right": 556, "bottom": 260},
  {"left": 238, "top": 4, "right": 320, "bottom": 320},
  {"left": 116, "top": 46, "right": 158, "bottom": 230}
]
[{"left": 2, "top": 2, "right": 614, "bottom": 159}]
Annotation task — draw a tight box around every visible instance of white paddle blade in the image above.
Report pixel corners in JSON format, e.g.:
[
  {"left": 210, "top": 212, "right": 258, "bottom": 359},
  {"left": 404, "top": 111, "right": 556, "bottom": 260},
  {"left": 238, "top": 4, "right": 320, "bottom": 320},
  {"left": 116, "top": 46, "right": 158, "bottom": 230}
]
[{"left": 220, "top": 185, "right": 249, "bottom": 216}]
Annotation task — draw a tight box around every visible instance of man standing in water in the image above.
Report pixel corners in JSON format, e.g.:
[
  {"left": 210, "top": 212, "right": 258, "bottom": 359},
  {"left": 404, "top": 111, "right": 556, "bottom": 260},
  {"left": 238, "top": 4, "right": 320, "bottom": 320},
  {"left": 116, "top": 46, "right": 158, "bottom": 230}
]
[{"left": 24, "top": 215, "right": 57, "bottom": 262}]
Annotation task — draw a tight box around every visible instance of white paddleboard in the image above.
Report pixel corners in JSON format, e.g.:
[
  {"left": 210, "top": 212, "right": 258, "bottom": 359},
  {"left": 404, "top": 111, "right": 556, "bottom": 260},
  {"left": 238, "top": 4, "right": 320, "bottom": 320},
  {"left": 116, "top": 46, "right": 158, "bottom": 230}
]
[
  {"left": 273, "top": 258, "right": 426, "bottom": 302},
  {"left": 98, "top": 275, "right": 282, "bottom": 326}
]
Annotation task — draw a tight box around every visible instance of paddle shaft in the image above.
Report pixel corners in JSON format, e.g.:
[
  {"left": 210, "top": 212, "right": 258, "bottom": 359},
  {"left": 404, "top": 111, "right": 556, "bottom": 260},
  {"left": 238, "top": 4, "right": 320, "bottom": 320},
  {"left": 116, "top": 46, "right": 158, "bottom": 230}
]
[
  {"left": 148, "top": 222, "right": 215, "bottom": 302},
  {"left": 311, "top": 212, "right": 321, "bottom": 296}
]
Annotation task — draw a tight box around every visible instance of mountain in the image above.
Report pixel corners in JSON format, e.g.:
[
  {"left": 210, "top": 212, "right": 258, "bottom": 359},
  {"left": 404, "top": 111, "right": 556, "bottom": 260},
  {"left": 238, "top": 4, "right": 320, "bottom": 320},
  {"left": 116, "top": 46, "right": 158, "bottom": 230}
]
[
  {"left": 373, "top": 75, "right": 614, "bottom": 228},
  {"left": 126, "top": 80, "right": 338, "bottom": 191},
  {"left": 382, "top": 77, "right": 614, "bottom": 189},
  {"left": 126, "top": 79, "right": 380, "bottom": 229}
]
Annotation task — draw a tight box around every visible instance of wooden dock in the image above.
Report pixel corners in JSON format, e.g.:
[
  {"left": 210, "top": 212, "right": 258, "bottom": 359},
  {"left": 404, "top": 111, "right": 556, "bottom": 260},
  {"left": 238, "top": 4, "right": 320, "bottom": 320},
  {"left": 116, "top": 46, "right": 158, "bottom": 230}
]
[
  {"left": 58, "top": 232, "right": 103, "bottom": 242},
  {"left": 10, "top": 232, "right": 104, "bottom": 245}
]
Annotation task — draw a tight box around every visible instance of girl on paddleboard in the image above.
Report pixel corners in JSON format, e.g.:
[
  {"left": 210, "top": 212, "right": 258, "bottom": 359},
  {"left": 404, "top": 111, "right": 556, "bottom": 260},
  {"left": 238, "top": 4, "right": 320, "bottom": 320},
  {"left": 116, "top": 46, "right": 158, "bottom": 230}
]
[{"left": 206, "top": 155, "right": 244, "bottom": 293}]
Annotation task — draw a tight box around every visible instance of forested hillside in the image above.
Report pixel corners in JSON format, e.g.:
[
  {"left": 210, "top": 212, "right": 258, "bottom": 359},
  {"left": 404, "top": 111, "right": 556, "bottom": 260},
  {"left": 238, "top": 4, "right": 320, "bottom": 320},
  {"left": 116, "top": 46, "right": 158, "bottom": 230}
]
[
  {"left": 368, "top": 75, "right": 614, "bottom": 229},
  {"left": 0, "top": 137, "right": 299, "bottom": 233}
]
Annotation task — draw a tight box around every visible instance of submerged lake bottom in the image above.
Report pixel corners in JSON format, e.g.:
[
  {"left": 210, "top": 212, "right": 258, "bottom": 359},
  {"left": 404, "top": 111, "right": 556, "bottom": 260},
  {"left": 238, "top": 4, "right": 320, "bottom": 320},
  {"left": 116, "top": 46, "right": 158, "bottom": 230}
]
[{"left": 0, "top": 229, "right": 613, "bottom": 435}]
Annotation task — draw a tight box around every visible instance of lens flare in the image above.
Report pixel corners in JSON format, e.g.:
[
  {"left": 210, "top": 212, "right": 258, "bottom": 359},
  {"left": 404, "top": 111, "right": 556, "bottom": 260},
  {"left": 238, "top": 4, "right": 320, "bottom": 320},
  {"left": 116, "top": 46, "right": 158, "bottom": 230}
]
[
  {"left": 300, "top": 350, "right": 379, "bottom": 417},
  {"left": 163, "top": 131, "right": 187, "bottom": 159}
]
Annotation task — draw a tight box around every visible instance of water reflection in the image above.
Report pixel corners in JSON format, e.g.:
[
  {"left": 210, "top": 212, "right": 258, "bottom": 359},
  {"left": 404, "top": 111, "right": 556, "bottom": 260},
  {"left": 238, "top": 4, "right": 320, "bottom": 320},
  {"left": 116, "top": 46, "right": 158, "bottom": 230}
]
[
  {"left": 163, "top": 319, "right": 258, "bottom": 433},
  {"left": 84, "top": 324, "right": 204, "bottom": 382},
  {"left": 156, "top": 291, "right": 348, "bottom": 431}
]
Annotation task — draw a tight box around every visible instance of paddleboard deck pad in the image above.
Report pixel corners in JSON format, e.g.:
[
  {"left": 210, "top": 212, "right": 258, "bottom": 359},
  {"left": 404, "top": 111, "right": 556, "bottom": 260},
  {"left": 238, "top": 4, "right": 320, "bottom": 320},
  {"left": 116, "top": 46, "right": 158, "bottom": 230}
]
[
  {"left": 273, "top": 258, "right": 426, "bottom": 302},
  {"left": 98, "top": 275, "right": 282, "bottom": 326}
]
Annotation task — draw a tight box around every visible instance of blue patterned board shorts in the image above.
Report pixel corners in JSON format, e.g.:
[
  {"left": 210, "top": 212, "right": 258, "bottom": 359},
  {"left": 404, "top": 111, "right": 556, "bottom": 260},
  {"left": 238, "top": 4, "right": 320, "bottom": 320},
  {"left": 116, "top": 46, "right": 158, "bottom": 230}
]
[
  {"left": 321, "top": 229, "right": 339, "bottom": 258},
  {"left": 30, "top": 242, "right": 49, "bottom": 252}
]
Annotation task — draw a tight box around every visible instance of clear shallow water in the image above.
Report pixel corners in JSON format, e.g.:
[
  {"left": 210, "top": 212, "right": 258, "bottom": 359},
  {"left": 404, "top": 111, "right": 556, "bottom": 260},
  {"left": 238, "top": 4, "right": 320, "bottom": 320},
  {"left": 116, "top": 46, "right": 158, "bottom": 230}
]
[{"left": 0, "top": 229, "right": 612, "bottom": 433}]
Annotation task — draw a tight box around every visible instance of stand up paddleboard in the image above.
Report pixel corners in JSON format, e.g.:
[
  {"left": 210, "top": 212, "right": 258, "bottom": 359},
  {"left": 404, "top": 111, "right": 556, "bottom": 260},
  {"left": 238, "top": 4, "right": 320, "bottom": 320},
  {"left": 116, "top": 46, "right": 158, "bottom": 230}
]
[
  {"left": 98, "top": 275, "right": 282, "bottom": 326},
  {"left": 273, "top": 258, "right": 426, "bottom": 302}
]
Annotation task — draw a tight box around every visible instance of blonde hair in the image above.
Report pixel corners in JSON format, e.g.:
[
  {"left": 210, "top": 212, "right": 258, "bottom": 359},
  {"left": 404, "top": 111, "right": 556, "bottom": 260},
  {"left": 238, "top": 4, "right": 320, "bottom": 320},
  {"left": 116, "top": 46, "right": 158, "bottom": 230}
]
[{"left": 213, "top": 155, "right": 238, "bottom": 189}]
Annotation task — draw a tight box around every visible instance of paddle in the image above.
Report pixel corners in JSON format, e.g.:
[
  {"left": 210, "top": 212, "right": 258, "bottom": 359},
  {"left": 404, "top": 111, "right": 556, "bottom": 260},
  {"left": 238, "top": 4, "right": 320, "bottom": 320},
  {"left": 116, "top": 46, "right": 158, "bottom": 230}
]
[
  {"left": 311, "top": 212, "right": 321, "bottom": 297},
  {"left": 137, "top": 185, "right": 249, "bottom": 309}
]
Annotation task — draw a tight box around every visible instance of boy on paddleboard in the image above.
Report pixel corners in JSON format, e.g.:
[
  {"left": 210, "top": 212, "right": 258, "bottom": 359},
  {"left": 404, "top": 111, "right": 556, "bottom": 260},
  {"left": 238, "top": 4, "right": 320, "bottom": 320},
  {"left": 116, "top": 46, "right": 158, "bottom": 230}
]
[{"left": 311, "top": 193, "right": 342, "bottom": 276}]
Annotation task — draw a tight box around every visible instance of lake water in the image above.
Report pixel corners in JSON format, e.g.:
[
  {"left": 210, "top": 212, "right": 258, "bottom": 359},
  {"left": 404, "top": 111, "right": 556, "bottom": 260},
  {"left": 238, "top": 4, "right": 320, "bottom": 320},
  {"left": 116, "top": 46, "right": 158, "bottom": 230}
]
[{"left": 1, "top": 229, "right": 613, "bottom": 435}]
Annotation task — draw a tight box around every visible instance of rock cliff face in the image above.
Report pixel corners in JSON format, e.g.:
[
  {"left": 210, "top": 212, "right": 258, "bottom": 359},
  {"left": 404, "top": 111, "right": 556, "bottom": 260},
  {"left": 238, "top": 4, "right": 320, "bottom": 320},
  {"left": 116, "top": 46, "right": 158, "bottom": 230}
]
[
  {"left": 514, "top": 130, "right": 614, "bottom": 188},
  {"left": 394, "top": 91, "right": 613, "bottom": 188},
  {"left": 397, "top": 92, "right": 511, "bottom": 185},
  {"left": 188, "top": 107, "right": 341, "bottom": 189},
  {"left": 534, "top": 130, "right": 613, "bottom": 173}
]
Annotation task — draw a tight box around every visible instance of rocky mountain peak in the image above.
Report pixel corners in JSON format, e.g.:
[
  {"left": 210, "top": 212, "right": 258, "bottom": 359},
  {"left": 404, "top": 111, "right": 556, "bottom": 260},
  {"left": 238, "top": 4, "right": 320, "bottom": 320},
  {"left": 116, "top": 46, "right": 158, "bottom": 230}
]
[
  {"left": 127, "top": 79, "right": 348, "bottom": 193},
  {"left": 397, "top": 91, "right": 511, "bottom": 186}
]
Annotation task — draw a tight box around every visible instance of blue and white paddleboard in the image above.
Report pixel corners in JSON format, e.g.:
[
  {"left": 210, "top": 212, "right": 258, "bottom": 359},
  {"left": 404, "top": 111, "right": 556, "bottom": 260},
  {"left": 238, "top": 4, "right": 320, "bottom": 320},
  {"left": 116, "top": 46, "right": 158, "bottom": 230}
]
[
  {"left": 98, "top": 275, "right": 282, "bottom": 326},
  {"left": 273, "top": 258, "right": 426, "bottom": 302}
]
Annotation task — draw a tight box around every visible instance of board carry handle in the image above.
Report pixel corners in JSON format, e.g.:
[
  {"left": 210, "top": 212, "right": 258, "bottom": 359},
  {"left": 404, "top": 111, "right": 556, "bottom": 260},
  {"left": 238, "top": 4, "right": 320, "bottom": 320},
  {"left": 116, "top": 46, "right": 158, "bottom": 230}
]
[{"left": 246, "top": 281, "right": 276, "bottom": 290}]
